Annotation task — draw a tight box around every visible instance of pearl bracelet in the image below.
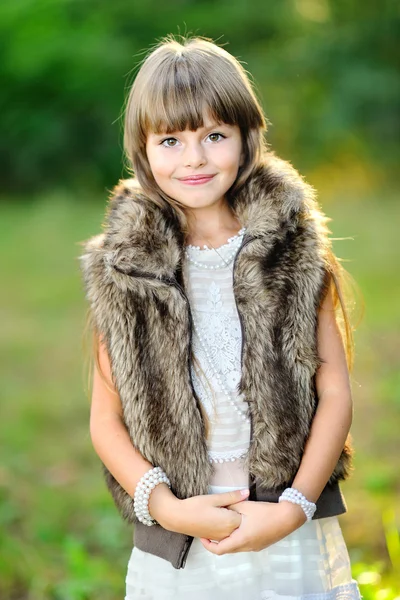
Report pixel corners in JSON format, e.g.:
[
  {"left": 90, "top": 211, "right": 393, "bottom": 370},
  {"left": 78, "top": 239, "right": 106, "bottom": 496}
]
[
  {"left": 133, "top": 466, "right": 171, "bottom": 526},
  {"left": 278, "top": 487, "right": 317, "bottom": 522}
]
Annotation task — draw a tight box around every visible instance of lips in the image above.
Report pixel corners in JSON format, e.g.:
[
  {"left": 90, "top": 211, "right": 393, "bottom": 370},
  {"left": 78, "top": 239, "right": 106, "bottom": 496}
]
[
  {"left": 179, "top": 175, "right": 215, "bottom": 181},
  {"left": 178, "top": 174, "right": 216, "bottom": 184}
]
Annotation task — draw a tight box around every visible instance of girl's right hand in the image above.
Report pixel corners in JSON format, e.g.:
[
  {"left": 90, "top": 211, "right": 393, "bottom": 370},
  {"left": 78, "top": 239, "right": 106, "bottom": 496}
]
[
  {"left": 149, "top": 485, "right": 249, "bottom": 540},
  {"left": 176, "top": 490, "right": 249, "bottom": 540}
]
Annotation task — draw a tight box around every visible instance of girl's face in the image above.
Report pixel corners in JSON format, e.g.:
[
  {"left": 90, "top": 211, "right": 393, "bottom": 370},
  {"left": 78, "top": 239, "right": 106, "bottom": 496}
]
[{"left": 145, "top": 113, "right": 244, "bottom": 211}]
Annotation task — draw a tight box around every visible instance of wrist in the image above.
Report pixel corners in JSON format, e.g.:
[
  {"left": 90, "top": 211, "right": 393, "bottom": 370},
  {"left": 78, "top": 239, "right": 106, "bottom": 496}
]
[
  {"left": 133, "top": 467, "right": 171, "bottom": 526},
  {"left": 278, "top": 487, "right": 317, "bottom": 522},
  {"left": 147, "top": 484, "right": 181, "bottom": 531},
  {"left": 278, "top": 500, "right": 307, "bottom": 529}
]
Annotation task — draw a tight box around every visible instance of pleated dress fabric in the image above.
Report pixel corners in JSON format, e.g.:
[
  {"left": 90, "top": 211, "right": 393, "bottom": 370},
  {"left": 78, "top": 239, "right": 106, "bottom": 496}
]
[{"left": 125, "top": 233, "right": 361, "bottom": 599}]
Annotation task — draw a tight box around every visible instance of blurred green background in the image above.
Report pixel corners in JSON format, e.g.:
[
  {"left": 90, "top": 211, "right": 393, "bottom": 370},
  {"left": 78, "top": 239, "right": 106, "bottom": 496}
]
[{"left": 0, "top": 1, "right": 399, "bottom": 598}]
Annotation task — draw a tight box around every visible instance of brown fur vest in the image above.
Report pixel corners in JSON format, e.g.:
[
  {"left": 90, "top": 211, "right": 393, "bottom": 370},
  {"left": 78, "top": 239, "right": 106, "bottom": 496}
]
[{"left": 80, "top": 152, "right": 353, "bottom": 566}]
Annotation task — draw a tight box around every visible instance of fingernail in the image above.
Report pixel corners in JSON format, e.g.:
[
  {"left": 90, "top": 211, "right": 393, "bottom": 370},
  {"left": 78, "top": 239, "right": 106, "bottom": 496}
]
[{"left": 240, "top": 489, "right": 250, "bottom": 497}]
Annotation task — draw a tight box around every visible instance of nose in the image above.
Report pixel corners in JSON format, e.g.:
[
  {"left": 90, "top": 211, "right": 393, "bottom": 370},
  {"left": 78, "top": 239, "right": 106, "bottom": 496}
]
[{"left": 183, "top": 141, "right": 206, "bottom": 168}]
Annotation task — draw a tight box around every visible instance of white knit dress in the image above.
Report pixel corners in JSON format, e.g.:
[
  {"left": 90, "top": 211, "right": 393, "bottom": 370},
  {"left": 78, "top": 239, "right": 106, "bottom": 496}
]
[{"left": 125, "top": 232, "right": 361, "bottom": 600}]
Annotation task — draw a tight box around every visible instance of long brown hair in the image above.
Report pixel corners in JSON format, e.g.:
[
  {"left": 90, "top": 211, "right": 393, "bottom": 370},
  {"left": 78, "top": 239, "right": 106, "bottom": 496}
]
[
  {"left": 122, "top": 33, "right": 269, "bottom": 233},
  {"left": 84, "top": 34, "right": 362, "bottom": 435}
]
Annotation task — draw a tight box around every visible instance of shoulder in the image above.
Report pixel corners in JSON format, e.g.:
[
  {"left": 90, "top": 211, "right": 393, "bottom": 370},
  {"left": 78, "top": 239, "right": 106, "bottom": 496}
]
[
  {"left": 79, "top": 232, "right": 106, "bottom": 283},
  {"left": 78, "top": 175, "right": 181, "bottom": 292},
  {"left": 237, "top": 151, "right": 328, "bottom": 226},
  {"left": 238, "top": 153, "right": 332, "bottom": 258},
  {"left": 78, "top": 177, "right": 145, "bottom": 270}
]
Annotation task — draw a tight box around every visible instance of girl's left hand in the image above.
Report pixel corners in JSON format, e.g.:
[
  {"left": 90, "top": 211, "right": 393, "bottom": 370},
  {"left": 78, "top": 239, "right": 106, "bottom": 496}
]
[{"left": 199, "top": 500, "right": 307, "bottom": 555}]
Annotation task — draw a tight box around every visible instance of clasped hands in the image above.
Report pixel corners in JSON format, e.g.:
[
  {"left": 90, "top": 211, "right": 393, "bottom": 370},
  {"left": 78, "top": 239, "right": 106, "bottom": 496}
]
[
  {"left": 199, "top": 490, "right": 307, "bottom": 556},
  {"left": 149, "top": 485, "right": 307, "bottom": 556}
]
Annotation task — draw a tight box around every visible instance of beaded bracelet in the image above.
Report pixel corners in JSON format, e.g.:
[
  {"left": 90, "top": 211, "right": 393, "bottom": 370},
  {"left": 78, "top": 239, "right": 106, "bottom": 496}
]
[
  {"left": 278, "top": 487, "right": 317, "bottom": 522},
  {"left": 133, "top": 466, "right": 171, "bottom": 526}
]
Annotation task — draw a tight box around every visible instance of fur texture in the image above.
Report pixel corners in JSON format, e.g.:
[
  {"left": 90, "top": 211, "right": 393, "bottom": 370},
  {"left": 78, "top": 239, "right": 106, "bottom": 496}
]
[{"left": 80, "top": 152, "right": 353, "bottom": 524}]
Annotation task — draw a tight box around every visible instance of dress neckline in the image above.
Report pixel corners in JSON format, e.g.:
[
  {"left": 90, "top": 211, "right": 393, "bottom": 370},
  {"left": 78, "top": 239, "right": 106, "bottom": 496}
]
[{"left": 185, "top": 227, "right": 246, "bottom": 253}]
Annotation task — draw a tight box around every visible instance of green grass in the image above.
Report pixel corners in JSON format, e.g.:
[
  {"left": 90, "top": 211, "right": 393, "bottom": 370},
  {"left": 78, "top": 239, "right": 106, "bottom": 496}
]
[{"left": 0, "top": 188, "right": 399, "bottom": 598}]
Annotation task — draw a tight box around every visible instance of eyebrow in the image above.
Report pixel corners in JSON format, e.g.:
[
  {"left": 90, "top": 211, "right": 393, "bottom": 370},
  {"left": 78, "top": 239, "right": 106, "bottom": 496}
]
[{"left": 152, "top": 122, "right": 228, "bottom": 137}]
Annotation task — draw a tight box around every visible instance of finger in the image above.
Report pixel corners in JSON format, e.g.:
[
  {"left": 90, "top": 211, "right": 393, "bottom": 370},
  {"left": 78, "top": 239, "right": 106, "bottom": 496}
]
[
  {"left": 200, "top": 514, "right": 245, "bottom": 555},
  {"left": 210, "top": 489, "right": 249, "bottom": 507},
  {"left": 226, "top": 503, "right": 242, "bottom": 512},
  {"left": 233, "top": 512, "right": 242, "bottom": 527},
  {"left": 200, "top": 536, "right": 240, "bottom": 555}
]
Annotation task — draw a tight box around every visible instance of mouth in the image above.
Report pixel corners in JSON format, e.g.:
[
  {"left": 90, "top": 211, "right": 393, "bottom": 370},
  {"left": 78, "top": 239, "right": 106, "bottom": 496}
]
[{"left": 178, "top": 175, "right": 216, "bottom": 185}]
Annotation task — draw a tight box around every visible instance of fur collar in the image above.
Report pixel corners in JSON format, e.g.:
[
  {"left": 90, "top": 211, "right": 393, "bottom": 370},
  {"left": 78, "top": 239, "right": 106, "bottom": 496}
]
[
  {"left": 90, "top": 152, "right": 329, "bottom": 283},
  {"left": 80, "top": 151, "right": 352, "bottom": 522}
]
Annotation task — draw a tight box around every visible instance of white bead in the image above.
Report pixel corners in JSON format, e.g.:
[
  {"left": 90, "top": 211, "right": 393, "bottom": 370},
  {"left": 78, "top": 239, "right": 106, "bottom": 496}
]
[
  {"left": 278, "top": 487, "right": 316, "bottom": 522},
  {"left": 187, "top": 229, "right": 251, "bottom": 431},
  {"left": 133, "top": 466, "right": 171, "bottom": 526},
  {"left": 208, "top": 451, "right": 247, "bottom": 464},
  {"left": 185, "top": 229, "right": 246, "bottom": 270},
  {"left": 192, "top": 318, "right": 250, "bottom": 424}
]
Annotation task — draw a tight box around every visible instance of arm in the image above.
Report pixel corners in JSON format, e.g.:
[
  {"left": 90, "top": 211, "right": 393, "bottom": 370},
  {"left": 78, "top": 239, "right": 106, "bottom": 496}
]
[
  {"left": 290, "top": 282, "right": 353, "bottom": 503},
  {"left": 202, "top": 282, "right": 353, "bottom": 554},
  {"left": 89, "top": 337, "right": 156, "bottom": 499},
  {"left": 90, "top": 336, "right": 244, "bottom": 537}
]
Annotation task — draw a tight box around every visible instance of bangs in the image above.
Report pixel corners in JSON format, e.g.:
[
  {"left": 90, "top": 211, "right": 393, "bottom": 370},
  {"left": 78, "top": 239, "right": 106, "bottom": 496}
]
[
  {"left": 124, "top": 36, "right": 267, "bottom": 184},
  {"left": 142, "top": 92, "right": 223, "bottom": 136},
  {"left": 138, "top": 56, "right": 250, "bottom": 137}
]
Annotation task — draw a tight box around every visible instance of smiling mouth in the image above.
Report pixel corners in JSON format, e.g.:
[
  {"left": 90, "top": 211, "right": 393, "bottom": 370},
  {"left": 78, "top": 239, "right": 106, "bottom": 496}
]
[{"left": 178, "top": 175, "right": 216, "bottom": 185}]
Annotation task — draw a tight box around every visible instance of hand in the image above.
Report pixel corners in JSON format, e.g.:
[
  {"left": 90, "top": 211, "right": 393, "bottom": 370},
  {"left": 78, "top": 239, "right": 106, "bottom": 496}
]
[
  {"left": 175, "top": 489, "right": 251, "bottom": 540},
  {"left": 150, "top": 485, "right": 250, "bottom": 540},
  {"left": 199, "top": 500, "right": 307, "bottom": 555}
]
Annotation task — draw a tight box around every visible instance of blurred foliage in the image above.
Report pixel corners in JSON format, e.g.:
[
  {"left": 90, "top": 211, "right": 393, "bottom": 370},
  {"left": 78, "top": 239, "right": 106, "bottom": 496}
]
[
  {"left": 0, "top": 191, "right": 399, "bottom": 597},
  {"left": 1, "top": 0, "right": 399, "bottom": 597},
  {"left": 0, "top": 0, "right": 399, "bottom": 194}
]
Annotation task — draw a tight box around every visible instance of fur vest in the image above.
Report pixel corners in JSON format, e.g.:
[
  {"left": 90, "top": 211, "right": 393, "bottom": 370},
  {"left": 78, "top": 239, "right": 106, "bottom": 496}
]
[{"left": 80, "top": 152, "right": 353, "bottom": 568}]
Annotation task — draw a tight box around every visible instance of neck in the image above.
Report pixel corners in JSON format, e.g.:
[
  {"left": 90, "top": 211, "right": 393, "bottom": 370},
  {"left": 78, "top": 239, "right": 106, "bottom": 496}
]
[{"left": 185, "top": 198, "right": 241, "bottom": 247}]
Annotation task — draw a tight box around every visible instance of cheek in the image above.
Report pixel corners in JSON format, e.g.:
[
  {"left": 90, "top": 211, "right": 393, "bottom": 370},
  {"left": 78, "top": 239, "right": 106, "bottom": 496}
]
[
  {"left": 213, "top": 143, "right": 242, "bottom": 169},
  {"left": 147, "top": 149, "right": 174, "bottom": 178}
]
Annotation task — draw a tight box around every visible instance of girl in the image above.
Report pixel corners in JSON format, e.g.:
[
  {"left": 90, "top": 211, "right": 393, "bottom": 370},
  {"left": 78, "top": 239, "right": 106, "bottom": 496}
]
[{"left": 80, "top": 35, "right": 361, "bottom": 599}]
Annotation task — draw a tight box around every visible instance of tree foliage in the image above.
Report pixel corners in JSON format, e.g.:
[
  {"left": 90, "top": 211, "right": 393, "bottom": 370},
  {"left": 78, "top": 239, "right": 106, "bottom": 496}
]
[{"left": 1, "top": 0, "right": 398, "bottom": 194}]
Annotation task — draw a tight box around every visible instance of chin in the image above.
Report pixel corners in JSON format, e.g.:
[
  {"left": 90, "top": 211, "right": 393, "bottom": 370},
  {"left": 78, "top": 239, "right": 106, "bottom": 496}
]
[{"left": 185, "top": 196, "right": 222, "bottom": 209}]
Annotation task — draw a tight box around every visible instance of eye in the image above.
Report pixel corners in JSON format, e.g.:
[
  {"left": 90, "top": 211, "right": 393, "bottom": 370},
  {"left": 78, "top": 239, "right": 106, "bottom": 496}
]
[
  {"left": 161, "top": 137, "right": 178, "bottom": 148},
  {"left": 208, "top": 132, "right": 226, "bottom": 142}
]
